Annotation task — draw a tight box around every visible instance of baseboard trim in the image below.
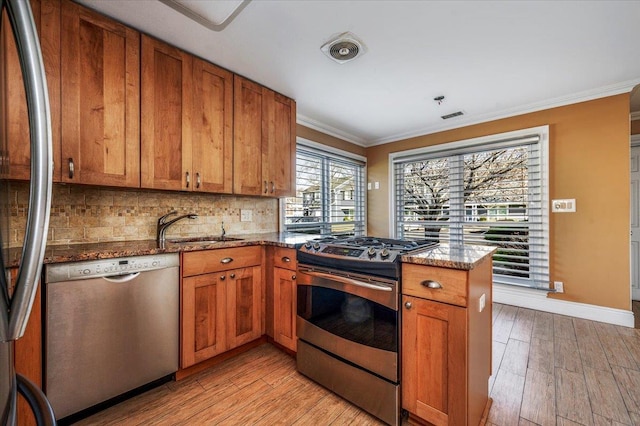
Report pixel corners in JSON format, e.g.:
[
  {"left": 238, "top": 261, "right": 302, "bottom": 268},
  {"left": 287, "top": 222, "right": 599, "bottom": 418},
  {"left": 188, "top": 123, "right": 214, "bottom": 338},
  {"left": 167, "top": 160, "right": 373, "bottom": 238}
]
[{"left": 493, "top": 284, "right": 635, "bottom": 328}]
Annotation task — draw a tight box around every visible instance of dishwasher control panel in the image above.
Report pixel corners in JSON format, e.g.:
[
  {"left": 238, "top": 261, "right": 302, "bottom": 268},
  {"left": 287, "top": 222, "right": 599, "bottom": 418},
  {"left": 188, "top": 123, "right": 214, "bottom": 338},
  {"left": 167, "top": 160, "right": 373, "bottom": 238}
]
[{"left": 46, "top": 253, "right": 180, "bottom": 283}]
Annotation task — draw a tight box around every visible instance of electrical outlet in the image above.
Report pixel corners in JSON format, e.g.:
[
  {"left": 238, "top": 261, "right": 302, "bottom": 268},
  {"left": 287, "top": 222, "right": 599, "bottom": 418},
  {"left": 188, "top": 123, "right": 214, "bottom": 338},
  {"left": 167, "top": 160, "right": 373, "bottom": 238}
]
[
  {"left": 554, "top": 281, "right": 564, "bottom": 293},
  {"left": 478, "top": 293, "right": 486, "bottom": 312},
  {"left": 374, "top": 182, "right": 380, "bottom": 189},
  {"left": 240, "top": 209, "right": 252, "bottom": 222}
]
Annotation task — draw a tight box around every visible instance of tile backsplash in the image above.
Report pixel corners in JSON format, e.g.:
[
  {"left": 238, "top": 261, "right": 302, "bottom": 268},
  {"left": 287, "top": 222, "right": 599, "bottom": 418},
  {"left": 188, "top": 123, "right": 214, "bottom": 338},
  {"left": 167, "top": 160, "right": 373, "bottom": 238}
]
[{"left": 9, "top": 182, "right": 279, "bottom": 247}]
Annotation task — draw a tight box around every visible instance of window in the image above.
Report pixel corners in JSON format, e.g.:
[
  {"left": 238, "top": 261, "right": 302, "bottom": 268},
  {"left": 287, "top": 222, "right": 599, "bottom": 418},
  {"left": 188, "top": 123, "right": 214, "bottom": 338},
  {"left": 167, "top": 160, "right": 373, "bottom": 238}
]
[
  {"left": 392, "top": 127, "right": 549, "bottom": 289},
  {"left": 283, "top": 141, "right": 366, "bottom": 236}
]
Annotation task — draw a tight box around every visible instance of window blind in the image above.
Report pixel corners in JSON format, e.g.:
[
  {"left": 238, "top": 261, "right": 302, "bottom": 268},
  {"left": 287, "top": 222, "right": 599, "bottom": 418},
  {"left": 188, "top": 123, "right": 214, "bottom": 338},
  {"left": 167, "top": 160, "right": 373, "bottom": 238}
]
[
  {"left": 284, "top": 146, "right": 365, "bottom": 236},
  {"left": 393, "top": 133, "right": 550, "bottom": 289}
]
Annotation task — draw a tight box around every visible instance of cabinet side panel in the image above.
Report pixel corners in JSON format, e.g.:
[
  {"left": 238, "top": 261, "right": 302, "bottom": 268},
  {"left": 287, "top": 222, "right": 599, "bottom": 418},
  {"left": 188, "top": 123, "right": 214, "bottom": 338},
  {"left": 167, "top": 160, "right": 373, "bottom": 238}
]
[{"left": 467, "top": 257, "right": 493, "bottom": 426}]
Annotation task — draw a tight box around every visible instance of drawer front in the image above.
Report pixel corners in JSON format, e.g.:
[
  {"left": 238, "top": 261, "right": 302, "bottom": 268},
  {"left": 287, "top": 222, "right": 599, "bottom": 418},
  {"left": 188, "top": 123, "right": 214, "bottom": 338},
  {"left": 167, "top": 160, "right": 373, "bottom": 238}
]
[
  {"left": 273, "top": 247, "right": 296, "bottom": 270},
  {"left": 182, "top": 246, "right": 262, "bottom": 276},
  {"left": 402, "top": 263, "right": 468, "bottom": 307}
]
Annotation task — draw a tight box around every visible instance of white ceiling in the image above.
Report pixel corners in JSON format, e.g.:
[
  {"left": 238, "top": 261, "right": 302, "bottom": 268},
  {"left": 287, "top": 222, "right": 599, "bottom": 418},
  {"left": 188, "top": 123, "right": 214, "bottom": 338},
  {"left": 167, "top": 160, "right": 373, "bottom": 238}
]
[{"left": 77, "top": 0, "right": 640, "bottom": 147}]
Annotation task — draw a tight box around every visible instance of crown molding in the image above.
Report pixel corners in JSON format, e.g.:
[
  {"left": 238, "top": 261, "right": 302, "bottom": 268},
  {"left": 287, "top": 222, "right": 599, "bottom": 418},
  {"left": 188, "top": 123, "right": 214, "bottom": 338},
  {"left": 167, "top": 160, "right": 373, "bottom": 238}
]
[
  {"left": 298, "top": 79, "right": 640, "bottom": 148},
  {"left": 296, "top": 114, "right": 368, "bottom": 147}
]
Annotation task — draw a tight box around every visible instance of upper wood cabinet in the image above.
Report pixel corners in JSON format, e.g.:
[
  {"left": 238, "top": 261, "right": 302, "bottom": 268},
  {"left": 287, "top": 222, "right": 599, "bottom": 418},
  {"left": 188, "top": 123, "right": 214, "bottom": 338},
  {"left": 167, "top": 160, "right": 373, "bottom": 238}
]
[
  {"left": 61, "top": 0, "right": 140, "bottom": 187},
  {"left": 141, "top": 35, "right": 191, "bottom": 191},
  {"left": 1, "top": 0, "right": 61, "bottom": 181},
  {"left": 264, "top": 90, "right": 295, "bottom": 197},
  {"left": 191, "top": 57, "right": 233, "bottom": 193},
  {"left": 141, "top": 35, "right": 233, "bottom": 193},
  {"left": 233, "top": 75, "right": 296, "bottom": 197}
]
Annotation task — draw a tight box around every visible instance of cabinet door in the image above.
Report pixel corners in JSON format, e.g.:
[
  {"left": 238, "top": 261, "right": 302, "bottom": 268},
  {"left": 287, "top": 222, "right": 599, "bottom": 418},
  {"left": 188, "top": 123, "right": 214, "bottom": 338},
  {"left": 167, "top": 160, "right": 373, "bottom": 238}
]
[
  {"left": 141, "top": 35, "right": 192, "bottom": 190},
  {"left": 61, "top": 1, "right": 140, "bottom": 187},
  {"left": 273, "top": 267, "right": 296, "bottom": 351},
  {"left": 233, "top": 75, "right": 264, "bottom": 196},
  {"left": 192, "top": 58, "right": 233, "bottom": 193},
  {"left": 263, "top": 90, "right": 295, "bottom": 197},
  {"left": 402, "top": 295, "right": 467, "bottom": 426},
  {"left": 226, "top": 266, "right": 262, "bottom": 349},
  {"left": 1, "top": 0, "right": 61, "bottom": 181},
  {"left": 181, "top": 273, "right": 227, "bottom": 368}
]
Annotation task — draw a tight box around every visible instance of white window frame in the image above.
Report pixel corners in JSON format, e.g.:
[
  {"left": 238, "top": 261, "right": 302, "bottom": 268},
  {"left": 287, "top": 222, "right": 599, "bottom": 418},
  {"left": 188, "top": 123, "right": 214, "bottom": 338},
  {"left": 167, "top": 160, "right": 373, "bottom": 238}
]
[
  {"left": 389, "top": 125, "right": 550, "bottom": 289},
  {"left": 280, "top": 137, "right": 367, "bottom": 235}
]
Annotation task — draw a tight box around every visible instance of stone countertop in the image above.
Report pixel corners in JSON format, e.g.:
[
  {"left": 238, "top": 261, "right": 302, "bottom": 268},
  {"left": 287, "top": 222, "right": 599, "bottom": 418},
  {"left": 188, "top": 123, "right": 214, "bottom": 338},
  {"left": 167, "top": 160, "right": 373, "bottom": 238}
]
[
  {"left": 400, "top": 243, "right": 496, "bottom": 270},
  {"left": 5, "top": 232, "right": 312, "bottom": 267}
]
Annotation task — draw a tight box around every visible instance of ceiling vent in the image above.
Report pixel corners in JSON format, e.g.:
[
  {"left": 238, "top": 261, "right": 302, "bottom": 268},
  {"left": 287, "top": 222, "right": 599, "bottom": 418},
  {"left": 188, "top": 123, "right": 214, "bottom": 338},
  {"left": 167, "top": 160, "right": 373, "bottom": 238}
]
[
  {"left": 441, "top": 111, "right": 464, "bottom": 120},
  {"left": 321, "top": 32, "right": 367, "bottom": 64}
]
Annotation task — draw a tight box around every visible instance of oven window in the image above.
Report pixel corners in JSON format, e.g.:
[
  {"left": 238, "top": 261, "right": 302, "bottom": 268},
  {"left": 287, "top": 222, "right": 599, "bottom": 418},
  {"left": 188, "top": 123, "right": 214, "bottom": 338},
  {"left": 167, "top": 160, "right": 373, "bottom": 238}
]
[{"left": 297, "top": 285, "right": 397, "bottom": 352}]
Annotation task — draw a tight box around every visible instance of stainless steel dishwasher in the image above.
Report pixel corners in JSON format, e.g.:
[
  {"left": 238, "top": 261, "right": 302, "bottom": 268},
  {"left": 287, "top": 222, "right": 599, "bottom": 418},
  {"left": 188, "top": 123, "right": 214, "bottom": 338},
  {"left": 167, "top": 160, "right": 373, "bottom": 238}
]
[{"left": 44, "top": 253, "right": 180, "bottom": 420}]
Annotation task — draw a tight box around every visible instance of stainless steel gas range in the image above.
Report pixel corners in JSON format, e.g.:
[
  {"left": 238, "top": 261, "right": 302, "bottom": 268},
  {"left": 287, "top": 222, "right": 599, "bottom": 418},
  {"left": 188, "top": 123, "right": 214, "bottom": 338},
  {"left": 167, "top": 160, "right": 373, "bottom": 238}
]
[{"left": 295, "top": 236, "right": 437, "bottom": 425}]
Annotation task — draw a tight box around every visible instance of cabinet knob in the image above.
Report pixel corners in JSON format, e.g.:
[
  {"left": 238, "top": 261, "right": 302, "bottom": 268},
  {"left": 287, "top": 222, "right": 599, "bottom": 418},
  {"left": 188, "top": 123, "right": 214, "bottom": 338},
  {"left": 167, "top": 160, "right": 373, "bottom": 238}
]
[
  {"left": 185, "top": 171, "right": 190, "bottom": 188},
  {"left": 220, "top": 275, "right": 226, "bottom": 281},
  {"left": 68, "top": 158, "right": 74, "bottom": 179},
  {"left": 292, "top": 274, "right": 296, "bottom": 280},
  {"left": 421, "top": 280, "right": 443, "bottom": 290},
  {"left": 282, "top": 256, "right": 291, "bottom": 263},
  {"left": 230, "top": 273, "right": 236, "bottom": 279},
  {"left": 404, "top": 301, "right": 412, "bottom": 310},
  {"left": 196, "top": 172, "right": 201, "bottom": 189}
]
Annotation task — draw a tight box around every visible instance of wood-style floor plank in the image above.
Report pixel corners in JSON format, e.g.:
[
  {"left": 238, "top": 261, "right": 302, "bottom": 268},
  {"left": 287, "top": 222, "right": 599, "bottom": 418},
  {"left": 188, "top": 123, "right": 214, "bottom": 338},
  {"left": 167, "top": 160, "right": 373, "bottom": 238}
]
[
  {"left": 519, "top": 368, "right": 555, "bottom": 426},
  {"left": 487, "top": 369, "right": 525, "bottom": 425},
  {"left": 583, "top": 366, "right": 631, "bottom": 425},
  {"left": 510, "top": 308, "right": 534, "bottom": 343},
  {"left": 555, "top": 367, "right": 594, "bottom": 426},
  {"left": 528, "top": 337, "right": 554, "bottom": 375},
  {"left": 532, "top": 310, "right": 554, "bottom": 341},
  {"left": 554, "top": 337, "right": 583, "bottom": 373}
]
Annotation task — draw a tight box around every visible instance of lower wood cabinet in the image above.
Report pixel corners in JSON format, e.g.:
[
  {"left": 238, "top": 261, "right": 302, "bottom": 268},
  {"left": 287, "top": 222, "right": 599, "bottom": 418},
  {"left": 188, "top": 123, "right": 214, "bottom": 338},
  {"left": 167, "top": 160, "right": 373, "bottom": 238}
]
[
  {"left": 401, "top": 258, "right": 492, "bottom": 426},
  {"left": 267, "top": 247, "right": 297, "bottom": 352},
  {"left": 181, "top": 247, "right": 263, "bottom": 369},
  {"left": 273, "top": 268, "right": 296, "bottom": 351}
]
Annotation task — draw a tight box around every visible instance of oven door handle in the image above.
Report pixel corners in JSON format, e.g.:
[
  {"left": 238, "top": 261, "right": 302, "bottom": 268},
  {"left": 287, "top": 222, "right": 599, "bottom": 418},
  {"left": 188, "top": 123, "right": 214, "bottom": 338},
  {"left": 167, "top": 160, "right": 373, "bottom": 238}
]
[{"left": 299, "top": 269, "right": 393, "bottom": 292}]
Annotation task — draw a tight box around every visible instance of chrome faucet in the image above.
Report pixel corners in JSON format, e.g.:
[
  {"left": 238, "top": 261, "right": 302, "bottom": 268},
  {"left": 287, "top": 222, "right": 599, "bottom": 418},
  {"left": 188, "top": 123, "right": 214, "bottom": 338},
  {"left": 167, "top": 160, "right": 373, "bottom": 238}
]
[{"left": 157, "top": 211, "right": 198, "bottom": 245}]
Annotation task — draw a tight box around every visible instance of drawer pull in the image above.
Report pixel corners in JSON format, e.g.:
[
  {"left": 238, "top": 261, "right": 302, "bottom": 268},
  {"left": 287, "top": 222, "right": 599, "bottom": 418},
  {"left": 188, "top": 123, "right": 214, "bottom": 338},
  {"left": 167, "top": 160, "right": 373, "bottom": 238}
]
[
  {"left": 282, "top": 256, "right": 291, "bottom": 263},
  {"left": 421, "top": 280, "right": 443, "bottom": 289},
  {"left": 220, "top": 257, "right": 233, "bottom": 264}
]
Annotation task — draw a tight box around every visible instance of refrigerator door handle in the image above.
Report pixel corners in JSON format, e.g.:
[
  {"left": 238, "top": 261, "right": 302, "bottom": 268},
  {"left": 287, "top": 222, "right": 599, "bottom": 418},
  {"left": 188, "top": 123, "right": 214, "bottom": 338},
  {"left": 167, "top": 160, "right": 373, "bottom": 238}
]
[
  {"left": 16, "top": 374, "right": 56, "bottom": 426},
  {"left": 5, "top": 0, "right": 53, "bottom": 341}
]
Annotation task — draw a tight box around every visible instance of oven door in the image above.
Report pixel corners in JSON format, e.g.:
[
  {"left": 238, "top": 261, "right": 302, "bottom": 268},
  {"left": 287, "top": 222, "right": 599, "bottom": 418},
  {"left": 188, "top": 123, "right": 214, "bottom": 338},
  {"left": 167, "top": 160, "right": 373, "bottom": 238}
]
[{"left": 296, "top": 265, "right": 399, "bottom": 382}]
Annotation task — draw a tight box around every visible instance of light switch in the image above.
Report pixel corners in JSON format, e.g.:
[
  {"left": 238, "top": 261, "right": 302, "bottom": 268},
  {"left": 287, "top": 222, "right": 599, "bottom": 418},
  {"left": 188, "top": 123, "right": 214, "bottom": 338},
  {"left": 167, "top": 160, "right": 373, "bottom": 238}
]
[
  {"left": 551, "top": 199, "right": 576, "bottom": 213},
  {"left": 374, "top": 182, "right": 380, "bottom": 190}
]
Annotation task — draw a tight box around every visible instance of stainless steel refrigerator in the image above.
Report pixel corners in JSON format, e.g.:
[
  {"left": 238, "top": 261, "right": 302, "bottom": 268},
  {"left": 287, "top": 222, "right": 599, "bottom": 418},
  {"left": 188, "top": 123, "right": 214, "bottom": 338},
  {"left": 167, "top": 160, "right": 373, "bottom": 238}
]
[{"left": 0, "top": 0, "right": 55, "bottom": 424}]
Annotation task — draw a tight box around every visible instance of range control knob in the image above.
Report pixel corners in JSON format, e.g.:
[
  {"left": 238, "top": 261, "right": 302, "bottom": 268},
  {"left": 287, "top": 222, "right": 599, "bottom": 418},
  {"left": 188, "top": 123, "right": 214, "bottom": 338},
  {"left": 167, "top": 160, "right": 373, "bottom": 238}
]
[
  {"left": 367, "top": 247, "right": 377, "bottom": 257},
  {"left": 312, "top": 242, "right": 321, "bottom": 250},
  {"left": 304, "top": 242, "right": 312, "bottom": 250},
  {"left": 380, "top": 248, "right": 390, "bottom": 259}
]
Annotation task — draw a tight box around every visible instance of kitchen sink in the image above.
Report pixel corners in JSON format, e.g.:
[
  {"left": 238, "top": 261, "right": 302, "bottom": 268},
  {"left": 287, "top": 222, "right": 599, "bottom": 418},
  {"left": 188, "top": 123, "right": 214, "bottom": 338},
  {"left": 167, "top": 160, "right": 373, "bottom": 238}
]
[{"left": 165, "top": 236, "right": 244, "bottom": 244}]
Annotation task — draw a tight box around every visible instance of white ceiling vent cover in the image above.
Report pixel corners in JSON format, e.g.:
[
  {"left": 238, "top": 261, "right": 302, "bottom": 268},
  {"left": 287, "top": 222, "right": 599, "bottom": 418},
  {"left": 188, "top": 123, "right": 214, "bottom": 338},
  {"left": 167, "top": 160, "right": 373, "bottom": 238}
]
[{"left": 321, "top": 32, "right": 367, "bottom": 64}]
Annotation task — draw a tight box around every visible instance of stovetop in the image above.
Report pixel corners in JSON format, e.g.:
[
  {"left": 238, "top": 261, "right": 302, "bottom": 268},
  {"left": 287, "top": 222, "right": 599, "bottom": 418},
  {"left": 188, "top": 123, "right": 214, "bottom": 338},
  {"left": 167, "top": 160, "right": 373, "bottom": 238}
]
[{"left": 297, "top": 235, "right": 438, "bottom": 279}]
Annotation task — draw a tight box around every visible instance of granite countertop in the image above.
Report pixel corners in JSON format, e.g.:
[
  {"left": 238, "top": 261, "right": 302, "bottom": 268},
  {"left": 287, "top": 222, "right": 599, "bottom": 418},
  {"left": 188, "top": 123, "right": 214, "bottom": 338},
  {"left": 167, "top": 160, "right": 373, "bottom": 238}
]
[
  {"left": 5, "top": 232, "right": 312, "bottom": 267},
  {"left": 400, "top": 243, "right": 496, "bottom": 270}
]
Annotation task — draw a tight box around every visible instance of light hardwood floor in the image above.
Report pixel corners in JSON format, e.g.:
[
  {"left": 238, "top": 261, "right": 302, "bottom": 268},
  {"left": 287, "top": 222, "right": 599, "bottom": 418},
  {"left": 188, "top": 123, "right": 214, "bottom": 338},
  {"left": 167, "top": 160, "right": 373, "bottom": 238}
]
[{"left": 75, "top": 303, "right": 640, "bottom": 425}]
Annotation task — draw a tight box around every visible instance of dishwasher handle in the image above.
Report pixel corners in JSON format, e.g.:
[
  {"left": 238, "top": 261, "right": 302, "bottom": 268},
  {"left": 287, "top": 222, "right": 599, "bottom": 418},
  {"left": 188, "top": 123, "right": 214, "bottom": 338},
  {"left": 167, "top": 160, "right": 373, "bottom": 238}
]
[{"left": 103, "top": 272, "right": 141, "bottom": 283}]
